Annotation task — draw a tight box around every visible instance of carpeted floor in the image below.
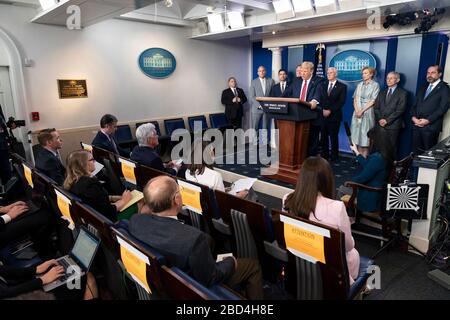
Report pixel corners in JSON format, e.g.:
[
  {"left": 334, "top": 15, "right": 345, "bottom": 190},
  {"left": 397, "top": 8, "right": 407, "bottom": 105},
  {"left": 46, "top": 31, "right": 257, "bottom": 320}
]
[{"left": 215, "top": 146, "right": 450, "bottom": 300}]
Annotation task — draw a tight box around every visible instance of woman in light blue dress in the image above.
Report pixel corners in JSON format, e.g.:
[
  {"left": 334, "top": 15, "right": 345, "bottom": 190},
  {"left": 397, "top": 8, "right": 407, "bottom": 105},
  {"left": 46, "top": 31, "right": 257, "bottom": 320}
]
[{"left": 350, "top": 67, "right": 380, "bottom": 157}]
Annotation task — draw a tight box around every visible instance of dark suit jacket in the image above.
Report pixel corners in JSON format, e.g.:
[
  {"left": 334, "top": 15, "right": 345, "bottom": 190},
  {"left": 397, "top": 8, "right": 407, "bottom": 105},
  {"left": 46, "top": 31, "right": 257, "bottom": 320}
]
[
  {"left": 0, "top": 106, "right": 8, "bottom": 150},
  {"left": 285, "top": 76, "right": 325, "bottom": 125},
  {"left": 322, "top": 80, "right": 347, "bottom": 123},
  {"left": 374, "top": 87, "right": 407, "bottom": 130},
  {"left": 92, "top": 131, "right": 129, "bottom": 157},
  {"left": 411, "top": 81, "right": 450, "bottom": 132},
  {"left": 35, "top": 148, "right": 65, "bottom": 186},
  {"left": 69, "top": 176, "right": 118, "bottom": 222},
  {"left": 221, "top": 87, "right": 247, "bottom": 120},
  {"left": 270, "top": 82, "right": 290, "bottom": 97},
  {"left": 130, "top": 145, "right": 176, "bottom": 175},
  {"left": 129, "top": 213, "right": 235, "bottom": 287},
  {"left": 352, "top": 153, "right": 388, "bottom": 213},
  {"left": 0, "top": 265, "right": 42, "bottom": 299}
]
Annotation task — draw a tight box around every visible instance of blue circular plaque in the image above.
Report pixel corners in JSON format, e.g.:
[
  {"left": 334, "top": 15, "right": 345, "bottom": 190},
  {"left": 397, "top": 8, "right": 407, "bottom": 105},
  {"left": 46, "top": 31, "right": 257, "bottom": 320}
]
[
  {"left": 329, "top": 50, "right": 377, "bottom": 82},
  {"left": 138, "top": 48, "right": 176, "bottom": 79}
]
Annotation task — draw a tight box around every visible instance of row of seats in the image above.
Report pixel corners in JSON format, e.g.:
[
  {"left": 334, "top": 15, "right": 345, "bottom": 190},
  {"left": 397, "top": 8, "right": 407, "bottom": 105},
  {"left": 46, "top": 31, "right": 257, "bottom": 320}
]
[
  {"left": 10, "top": 153, "right": 241, "bottom": 300},
  {"left": 114, "top": 113, "right": 232, "bottom": 144},
  {"left": 89, "top": 144, "right": 373, "bottom": 300}
]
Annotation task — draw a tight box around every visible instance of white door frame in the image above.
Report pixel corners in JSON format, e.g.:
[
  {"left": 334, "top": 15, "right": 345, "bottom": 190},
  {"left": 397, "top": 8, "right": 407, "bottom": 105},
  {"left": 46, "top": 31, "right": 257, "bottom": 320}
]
[{"left": 0, "top": 27, "right": 32, "bottom": 162}]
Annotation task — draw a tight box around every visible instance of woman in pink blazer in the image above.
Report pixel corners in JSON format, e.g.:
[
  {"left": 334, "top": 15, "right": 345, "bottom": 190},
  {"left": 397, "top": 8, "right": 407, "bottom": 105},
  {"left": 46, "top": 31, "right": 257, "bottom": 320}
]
[{"left": 283, "top": 157, "right": 360, "bottom": 284}]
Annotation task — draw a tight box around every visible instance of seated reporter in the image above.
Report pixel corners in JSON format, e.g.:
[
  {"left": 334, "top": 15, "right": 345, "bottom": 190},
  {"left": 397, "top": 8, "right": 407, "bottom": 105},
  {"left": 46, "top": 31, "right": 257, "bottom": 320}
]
[
  {"left": 0, "top": 201, "right": 52, "bottom": 258},
  {"left": 348, "top": 127, "right": 394, "bottom": 212},
  {"left": 34, "top": 128, "right": 65, "bottom": 185},
  {"left": 131, "top": 123, "right": 181, "bottom": 175},
  {"left": 0, "top": 259, "right": 97, "bottom": 300},
  {"left": 185, "top": 141, "right": 249, "bottom": 199},
  {"left": 129, "top": 176, "right": 264, "bottom": 299},
  {"left": 63, "top": 150, "right": 132, "bottom": 222},
  {"left": 283, "top": 157, "right": 360, "bottom": 284},
  {"left": 92, "top": 114, "right": 129, "bottom": 157}
]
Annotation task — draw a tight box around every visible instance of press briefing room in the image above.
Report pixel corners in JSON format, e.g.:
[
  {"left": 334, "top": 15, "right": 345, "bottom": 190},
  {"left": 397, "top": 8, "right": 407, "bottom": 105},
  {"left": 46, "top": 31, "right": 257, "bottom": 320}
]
[{"left": 0, "top": 0, "right": 450, "bottom": 309}]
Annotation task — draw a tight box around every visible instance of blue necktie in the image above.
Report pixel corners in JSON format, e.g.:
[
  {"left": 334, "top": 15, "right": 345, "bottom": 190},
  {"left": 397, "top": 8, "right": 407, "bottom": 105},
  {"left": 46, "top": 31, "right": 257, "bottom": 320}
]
[{"left": 424, "top": 84, "right": 433, "bottom": 99}]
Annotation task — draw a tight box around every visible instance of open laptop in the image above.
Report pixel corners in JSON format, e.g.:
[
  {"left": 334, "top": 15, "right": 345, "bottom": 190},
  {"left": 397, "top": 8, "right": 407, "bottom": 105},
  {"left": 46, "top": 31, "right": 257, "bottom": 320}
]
[{"left": 43, "top": 227, "right": 101, "bottom": 292}]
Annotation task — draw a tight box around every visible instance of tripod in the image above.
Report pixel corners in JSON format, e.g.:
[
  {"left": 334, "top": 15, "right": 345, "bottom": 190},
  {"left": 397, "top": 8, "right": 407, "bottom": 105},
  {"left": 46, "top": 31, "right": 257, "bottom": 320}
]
[{"left": 371, "top": 183, "right": 428, "bottom": 259}]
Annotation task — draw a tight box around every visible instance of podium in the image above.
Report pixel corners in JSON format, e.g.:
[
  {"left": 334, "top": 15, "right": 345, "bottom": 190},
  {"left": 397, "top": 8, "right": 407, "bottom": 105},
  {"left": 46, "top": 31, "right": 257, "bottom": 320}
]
[{"left": 256, "top": 97, "right": 317, "bottom": 185}]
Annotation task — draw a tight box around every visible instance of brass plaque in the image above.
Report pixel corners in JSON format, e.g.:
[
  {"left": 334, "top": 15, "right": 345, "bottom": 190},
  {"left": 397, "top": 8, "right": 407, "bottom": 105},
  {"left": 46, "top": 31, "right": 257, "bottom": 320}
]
[{"left": 58, "top": 79, "right": 88, "bottom": 99}]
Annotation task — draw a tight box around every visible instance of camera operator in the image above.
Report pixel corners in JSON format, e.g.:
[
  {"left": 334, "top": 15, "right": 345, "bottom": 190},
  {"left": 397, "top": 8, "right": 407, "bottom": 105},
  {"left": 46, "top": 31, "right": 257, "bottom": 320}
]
[{"left": 0, "top": 105, "right": 12, "bottom": 184}]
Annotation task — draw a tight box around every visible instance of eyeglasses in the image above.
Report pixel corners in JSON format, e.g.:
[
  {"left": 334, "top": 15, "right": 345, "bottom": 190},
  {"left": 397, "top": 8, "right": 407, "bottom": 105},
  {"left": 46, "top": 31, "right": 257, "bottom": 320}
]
[{"left": 88, "top": 158, "right": 96, "bottom": 162}]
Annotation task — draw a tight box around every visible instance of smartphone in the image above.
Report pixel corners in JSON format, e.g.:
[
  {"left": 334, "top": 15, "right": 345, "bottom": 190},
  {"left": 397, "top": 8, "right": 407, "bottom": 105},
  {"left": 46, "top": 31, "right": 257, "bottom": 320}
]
[{"left": 344, "top": 121, "right": 353, "bottom": 146}]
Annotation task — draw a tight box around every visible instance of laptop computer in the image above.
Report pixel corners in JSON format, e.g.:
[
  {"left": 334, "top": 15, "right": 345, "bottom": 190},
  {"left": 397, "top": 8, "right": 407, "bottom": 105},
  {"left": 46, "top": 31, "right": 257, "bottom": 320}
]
[{"left": 43, "top": 227, "right": 101, "bottom": 292}]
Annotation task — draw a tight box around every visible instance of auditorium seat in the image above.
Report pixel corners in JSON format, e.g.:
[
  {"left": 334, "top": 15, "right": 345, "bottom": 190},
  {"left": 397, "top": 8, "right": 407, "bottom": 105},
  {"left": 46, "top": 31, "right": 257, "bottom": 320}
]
[
  {"left": 209, "top": 113, "right": 233, "bottom": 130},
  {"left": 164, "top": 118, "right": 186, "bottom": 136},
  {"left": 111, "top": 222, "right": 242, "bottom": 300},
  {"left": 136, "top": 121, "right": 162, "bottom": 136},
  {"left": 188, "top": 115, "right": 208, "bottom": 133},
  {"left": 114, "top": 124, "right": 133, "bottom": 143},
  {"left": 266, "top": 209, "right": 374, "bottom": 300}
]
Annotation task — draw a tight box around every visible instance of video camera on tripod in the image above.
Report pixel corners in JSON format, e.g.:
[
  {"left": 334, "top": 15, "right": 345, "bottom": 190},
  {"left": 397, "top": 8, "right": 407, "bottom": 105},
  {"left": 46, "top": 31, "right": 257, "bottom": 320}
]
[{"left": 6, "top": 117, "right": 26, "bottom": 130}]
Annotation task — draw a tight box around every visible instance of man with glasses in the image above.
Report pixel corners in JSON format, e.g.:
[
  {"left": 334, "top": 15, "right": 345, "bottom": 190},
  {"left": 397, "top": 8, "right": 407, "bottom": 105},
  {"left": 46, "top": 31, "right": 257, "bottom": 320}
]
[
  {"left": 129, "top": 176, "right": 264, "bottom": 299},
  {"left": 130, "top": 123, "right": 181, "bottom": 175},
  {"left": 411, "top": 65, "right": 450, "bottom": 154}
]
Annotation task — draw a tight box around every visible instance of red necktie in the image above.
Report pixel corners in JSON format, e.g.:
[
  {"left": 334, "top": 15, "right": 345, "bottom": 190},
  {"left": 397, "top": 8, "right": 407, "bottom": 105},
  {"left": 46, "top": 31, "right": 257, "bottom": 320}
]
[{"left": 300, "top": 80, "right": 308, "bottom": 101}]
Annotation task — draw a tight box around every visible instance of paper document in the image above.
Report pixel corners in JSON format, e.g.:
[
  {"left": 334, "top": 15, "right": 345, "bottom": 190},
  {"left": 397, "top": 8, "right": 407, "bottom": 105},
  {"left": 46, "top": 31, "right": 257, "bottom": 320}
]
[
  {"left": 92, "top": 161, "right": 104, "bottom": 176},
  {"left": 120, "top": 190, "right": 144, "bottom": 212},
  {"left": 229, "top": 178, "right": 257, "bottom": 195},
  {"left": 216, "top": 253, "right": 234, "bottom": 262}
]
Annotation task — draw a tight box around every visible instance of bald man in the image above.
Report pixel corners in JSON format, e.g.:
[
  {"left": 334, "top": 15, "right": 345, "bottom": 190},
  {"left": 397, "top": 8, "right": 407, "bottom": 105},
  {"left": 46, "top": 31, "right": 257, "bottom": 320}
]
[{"left": 128, "top": 176, "right": 263, "bottom": 299}]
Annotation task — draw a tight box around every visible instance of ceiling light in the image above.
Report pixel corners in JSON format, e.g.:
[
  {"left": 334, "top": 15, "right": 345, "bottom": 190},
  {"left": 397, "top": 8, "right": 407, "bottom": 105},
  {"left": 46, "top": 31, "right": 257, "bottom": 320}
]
[
  {"left": 207, "top": 13, "right": 225, "bottom": 33},
  {"left": 164, "top": 0, "right": 173, "bottom": 8},
  {"left": 39, "top": 0, "right": 57, "bottom": 11},
  {"left": 227, "top": 11, "right": 245, "bottom": 29},
  {"left": 272, "top": 0, "right": 295, "bottom": 20},
  {"left": 292, "top": 0, "right": 313, "bottom": 13},
  {"left": 314, "top": 0, "right": 337, "bottom": 14}
]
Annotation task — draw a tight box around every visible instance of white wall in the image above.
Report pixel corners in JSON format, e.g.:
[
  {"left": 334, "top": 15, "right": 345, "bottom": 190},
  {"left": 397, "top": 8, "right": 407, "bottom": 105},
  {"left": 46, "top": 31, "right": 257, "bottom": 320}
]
[{"left": 0, "top": 4, "right": 251, "bottom": 131}]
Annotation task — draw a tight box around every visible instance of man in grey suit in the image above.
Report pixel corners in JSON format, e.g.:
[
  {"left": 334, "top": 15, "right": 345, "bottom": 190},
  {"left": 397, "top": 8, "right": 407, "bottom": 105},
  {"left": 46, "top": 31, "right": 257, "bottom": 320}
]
[
  {"left": 374, "top": 71, "right": 407, "bottom": 150},
  {"left": 249, "top": 66, "right": 275, "bottom": 144}
]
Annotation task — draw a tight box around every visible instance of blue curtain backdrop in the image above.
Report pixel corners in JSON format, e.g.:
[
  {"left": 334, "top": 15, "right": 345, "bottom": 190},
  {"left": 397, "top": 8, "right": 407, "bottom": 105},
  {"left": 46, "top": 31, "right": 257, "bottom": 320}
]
[{"left": 252, "top": 33, "right": 448, "bottom": 159}]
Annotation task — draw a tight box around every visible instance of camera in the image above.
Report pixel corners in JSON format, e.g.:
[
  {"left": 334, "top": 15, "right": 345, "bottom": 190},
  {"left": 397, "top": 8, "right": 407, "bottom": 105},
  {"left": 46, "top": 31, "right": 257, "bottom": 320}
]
[{"left": 6, "top": 117, "right": 26, "bottom": 129}]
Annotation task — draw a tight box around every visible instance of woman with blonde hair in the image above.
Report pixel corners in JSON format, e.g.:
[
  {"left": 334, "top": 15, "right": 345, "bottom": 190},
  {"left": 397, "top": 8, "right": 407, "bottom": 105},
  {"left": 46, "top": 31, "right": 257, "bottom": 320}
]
[
  {"left": 63, "top": 150, "right": 132, "bottom": 221},
  {"left": 350, "top": 66, "right": 380, "bottom": 157}
]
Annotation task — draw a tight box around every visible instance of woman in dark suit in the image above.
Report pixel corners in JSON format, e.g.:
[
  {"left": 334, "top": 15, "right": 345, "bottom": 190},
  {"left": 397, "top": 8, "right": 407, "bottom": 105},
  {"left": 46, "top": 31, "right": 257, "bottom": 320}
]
[
  {"left": 349, "top": 127, "right": 395, "bottom": 212},
  {"left": 221, "top": 77, "right": 247, "bottom": 129},
  {"left": 63, "top": 150, "right": 132, "bottom": 222}
]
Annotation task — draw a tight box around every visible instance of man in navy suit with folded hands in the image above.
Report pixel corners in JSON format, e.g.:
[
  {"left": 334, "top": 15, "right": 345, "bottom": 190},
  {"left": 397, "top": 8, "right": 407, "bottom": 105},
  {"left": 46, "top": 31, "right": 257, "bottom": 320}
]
[{"left": 411, "top": 65, "right": 450, "bottom": 154}]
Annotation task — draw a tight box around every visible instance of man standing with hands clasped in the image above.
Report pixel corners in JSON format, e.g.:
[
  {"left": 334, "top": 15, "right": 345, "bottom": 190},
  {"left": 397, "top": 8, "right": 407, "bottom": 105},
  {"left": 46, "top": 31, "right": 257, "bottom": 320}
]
[
  {"left": 411, "top": 65, "right": 450, "bottom": 154},
  {"left": 374, "top": 71, "right": 407, "bottom": 153}
]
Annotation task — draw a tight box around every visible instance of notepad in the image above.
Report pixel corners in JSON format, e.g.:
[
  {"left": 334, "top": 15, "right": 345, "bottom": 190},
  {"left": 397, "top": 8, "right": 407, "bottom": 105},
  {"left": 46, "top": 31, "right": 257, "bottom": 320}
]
[
  {"left": 229, "top": 178, "right": 257, "bottom": 195},
  {"left": 92, "top": 161, "right": 104, "bottom": 176},
  {"left": 120, "top": 190, "right": 144, "bottom": 212}
]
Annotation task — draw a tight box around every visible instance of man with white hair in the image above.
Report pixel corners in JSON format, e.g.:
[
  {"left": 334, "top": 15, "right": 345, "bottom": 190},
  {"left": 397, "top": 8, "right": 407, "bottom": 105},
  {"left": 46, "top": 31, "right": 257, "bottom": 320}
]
[
  {"left": 321, "top": 67, "right": 347, "bottom": 161},
  {"left": 374, "top": 71, "right": 407, "bottom": 151},
  {"left": 130, "top": 123, "right": 180, "bottom": 175}
]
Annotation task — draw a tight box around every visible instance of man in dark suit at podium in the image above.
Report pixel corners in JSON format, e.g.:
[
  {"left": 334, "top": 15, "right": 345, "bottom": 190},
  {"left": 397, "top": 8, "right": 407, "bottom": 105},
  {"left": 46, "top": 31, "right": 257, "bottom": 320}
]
[
  {"left": 270, "top": 69, "right": 289, "bottom": 97},
  {"left": 221, "top": 77, "right": 247, "bottom": 129},
  {"left": 411, "top": 65, "right": 450, "bottom": 154},
  {"left": 374, "top": 71, "right": 407, "bottom": 152},
  {"left": 321, "top": 67, "right": 347, "bottom": 161},
  {"left": 285, "top": 61, "right": 325, "bottom": 156}
]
